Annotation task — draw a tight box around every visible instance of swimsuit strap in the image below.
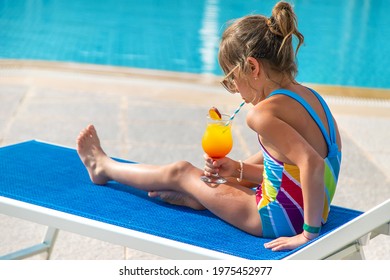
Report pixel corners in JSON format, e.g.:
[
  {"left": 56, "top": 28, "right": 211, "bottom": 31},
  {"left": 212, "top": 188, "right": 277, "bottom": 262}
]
[
  {"left": 306, "top": 88, "right": 337, "bottom": 144},
  {"left": 267, "top": 89, "right": 339, "bottom": 156}
]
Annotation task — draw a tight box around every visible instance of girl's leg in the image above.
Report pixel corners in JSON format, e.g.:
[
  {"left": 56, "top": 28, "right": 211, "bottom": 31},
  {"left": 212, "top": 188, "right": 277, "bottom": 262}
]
[{"left": 77, "top": 125, "right": 262, "bottom": 236}]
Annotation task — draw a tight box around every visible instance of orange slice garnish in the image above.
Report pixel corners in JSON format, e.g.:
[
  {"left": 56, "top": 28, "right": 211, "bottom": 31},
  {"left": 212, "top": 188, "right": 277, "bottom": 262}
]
[{"left": 209, "top": 107, "right": 222, "bottom": 120}]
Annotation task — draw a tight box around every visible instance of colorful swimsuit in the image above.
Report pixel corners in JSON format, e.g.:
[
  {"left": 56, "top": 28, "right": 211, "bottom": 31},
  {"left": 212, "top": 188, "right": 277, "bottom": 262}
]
[{"left": 256, "top": 88, "right": 342, "bottom": 238}]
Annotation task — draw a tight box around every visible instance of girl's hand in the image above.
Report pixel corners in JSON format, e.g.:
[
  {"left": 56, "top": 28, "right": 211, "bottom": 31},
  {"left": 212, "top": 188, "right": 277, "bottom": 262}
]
[
  {"left": 264, "top": 233, "right": 312, "bottom": 251},
  {"left": 203, "top": 154, "right": 237, "bottom": 178}
]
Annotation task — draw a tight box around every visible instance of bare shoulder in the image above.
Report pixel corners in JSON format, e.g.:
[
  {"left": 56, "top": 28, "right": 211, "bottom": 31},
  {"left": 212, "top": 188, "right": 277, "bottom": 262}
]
[{"left": 246, "top": 99, "right": 279, "bottom": 134}]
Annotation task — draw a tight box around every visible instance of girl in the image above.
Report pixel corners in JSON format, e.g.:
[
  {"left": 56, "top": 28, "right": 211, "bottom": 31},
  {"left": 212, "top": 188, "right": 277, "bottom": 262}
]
[{"left": 77, "top": 1, "right": 342, "bottom": 251}]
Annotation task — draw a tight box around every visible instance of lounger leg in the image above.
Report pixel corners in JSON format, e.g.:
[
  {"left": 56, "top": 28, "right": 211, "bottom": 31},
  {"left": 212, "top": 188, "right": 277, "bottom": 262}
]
[
  {"left": 42, "top": 227, "right": 59, "bottom": 259},
  {"left": 325, "top": 243, "right": 365, "bottom": 260},
  {"left": 0, "top": 226, "right": 59, "bottom": 260},
  {"left": 346, "top": 243, "right": 366, "bottom": 260}
]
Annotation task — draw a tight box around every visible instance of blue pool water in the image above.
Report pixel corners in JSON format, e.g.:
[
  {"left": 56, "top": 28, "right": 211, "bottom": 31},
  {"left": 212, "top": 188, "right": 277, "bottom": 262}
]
[{"left": 0, "top": 0, "right": 389, "bottom": 89}]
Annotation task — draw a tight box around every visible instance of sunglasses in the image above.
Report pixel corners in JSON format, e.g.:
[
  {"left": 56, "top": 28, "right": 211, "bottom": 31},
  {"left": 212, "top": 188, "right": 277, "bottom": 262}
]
[{"left": 220, "top": 65, "right": 239, "bottom": 94}]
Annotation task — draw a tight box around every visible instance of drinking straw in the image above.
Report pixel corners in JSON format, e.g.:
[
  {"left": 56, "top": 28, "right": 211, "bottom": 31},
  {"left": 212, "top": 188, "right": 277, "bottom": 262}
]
[{"left": 226, "top": 101, "right": 245, "bottom": 125}]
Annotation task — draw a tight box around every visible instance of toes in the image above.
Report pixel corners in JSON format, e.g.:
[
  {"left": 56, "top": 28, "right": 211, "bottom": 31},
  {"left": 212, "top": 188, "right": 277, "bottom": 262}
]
[
  {"left": 77, "top": 131, "right": 85, "bottom": 145},
  {"left": 87, "top": 125, "right": 96, "bottom": 136},
  {"left": 77, "top": 128, "right": 88, "bottom": 145},
  {"left": 85, "top": 125, "right": 100, "bottom": 142},
  {"left": 77, "top": 125, "right": 95, "bottom": 144}
]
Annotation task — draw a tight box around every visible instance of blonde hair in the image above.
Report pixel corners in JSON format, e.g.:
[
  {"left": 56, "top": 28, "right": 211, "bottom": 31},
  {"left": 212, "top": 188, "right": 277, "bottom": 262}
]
[{"left": 218, "top": 1, "right": 304, "bottom": 80}]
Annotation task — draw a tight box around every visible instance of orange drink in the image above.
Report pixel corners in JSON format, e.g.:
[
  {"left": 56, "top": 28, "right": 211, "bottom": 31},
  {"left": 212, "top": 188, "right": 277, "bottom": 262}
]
[
  {"left": 200, "top": 113, "right": 233, "bottom": 184},
  {"left": 202, "top": 122, "right": 232, "bottom": 158}
]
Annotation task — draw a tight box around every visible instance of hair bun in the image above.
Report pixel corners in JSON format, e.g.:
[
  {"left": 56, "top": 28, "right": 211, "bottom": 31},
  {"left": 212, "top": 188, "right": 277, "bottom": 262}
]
[
  {"left": 273, "top": 1, "right": 294, "bottom": 16},
  {"left": 269, "top": 1, "right": 295, "bottom": 38}
]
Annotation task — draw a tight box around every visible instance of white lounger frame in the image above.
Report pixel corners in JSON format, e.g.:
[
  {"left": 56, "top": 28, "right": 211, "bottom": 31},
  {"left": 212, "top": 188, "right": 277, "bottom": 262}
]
[
  {"left": 286, "top": 198, "right": 390, "bottom": 259},
  {"left": 0, "top": 196, "right": 389, "bottom": 260}
]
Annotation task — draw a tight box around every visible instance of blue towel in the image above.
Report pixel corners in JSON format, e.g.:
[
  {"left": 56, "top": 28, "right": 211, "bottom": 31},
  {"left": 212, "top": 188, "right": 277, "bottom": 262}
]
[{"left": 0, "top": 140, "right": 362, "bottom": 259}]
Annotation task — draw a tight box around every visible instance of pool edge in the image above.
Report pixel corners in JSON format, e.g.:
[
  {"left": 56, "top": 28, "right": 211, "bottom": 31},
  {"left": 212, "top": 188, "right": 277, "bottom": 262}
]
[{"left": 1, "top": 59, "right": 390, "bottom": 100}]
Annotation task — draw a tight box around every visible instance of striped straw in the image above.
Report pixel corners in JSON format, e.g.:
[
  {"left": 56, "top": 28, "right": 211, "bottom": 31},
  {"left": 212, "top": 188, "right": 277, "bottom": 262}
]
[{"left": 225, "top": 101, "right": 245, "bottom": 126}]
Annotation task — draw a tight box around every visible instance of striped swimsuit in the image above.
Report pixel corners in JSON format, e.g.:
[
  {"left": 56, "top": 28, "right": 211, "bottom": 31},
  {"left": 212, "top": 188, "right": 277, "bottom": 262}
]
[{"left": 256, "top": 88, "right": 342, "bottom": 238}]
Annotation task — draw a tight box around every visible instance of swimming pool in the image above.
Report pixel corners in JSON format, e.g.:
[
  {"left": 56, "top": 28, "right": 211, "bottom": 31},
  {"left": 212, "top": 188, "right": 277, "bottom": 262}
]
[{"left": 0, "top": 0, "right": 389, "bottom": 89}]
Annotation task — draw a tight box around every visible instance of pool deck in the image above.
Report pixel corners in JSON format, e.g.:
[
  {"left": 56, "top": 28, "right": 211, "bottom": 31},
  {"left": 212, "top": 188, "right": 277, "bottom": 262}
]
[{"left": 0, "top": 60, "right": 389, "bottom": 260}]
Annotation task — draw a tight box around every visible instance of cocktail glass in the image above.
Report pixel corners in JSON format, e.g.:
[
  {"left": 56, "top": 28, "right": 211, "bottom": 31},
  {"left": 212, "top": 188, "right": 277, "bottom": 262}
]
[{"left": 200, "top": 114, "right": 233, "bottom": 184}]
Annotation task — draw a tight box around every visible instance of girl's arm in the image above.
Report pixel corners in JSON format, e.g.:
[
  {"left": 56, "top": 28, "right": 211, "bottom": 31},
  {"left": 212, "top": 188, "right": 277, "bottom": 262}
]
[{"left": 248, "top": 108, "right": 324, "bottom": 250}]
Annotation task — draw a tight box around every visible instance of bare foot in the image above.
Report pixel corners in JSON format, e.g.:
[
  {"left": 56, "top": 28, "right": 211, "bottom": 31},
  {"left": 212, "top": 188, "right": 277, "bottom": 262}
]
[
  {"left": 148, "top": 191, "right": 206, "bottom": 210},
  {"left": 77, "top": 125, "right": 109, "bottom": 185}
]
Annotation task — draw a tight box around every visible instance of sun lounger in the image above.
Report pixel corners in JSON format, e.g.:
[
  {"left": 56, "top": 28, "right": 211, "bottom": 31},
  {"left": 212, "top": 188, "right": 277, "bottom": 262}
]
[{"left": 0, "top": 140, "right": 389, "bottom": 260}]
